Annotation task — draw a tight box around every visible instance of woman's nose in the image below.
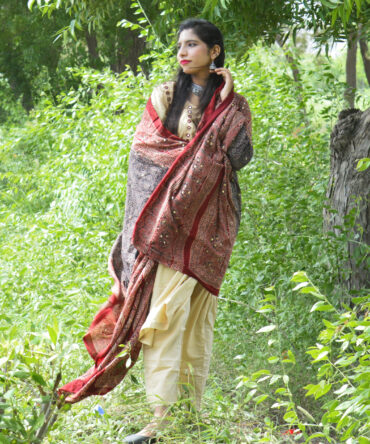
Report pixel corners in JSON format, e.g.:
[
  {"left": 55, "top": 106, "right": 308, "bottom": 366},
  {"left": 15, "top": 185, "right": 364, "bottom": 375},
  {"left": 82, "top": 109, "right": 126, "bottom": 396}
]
[{"left": 178, "top": 46, "right": 187, "bottom": 57}]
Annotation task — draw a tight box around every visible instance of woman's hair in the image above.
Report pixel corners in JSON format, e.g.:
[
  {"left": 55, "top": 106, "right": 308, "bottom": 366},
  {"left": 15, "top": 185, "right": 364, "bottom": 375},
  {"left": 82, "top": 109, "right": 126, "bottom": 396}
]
[{"left": 164, "top": 18, "right": 225, "bottom": 135}]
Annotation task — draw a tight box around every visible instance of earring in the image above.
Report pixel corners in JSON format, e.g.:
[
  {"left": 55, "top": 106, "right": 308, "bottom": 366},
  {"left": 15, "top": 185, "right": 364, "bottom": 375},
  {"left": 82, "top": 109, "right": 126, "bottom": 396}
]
[{"left": 209, "top": 60, "right": 217, "bottom": 70}]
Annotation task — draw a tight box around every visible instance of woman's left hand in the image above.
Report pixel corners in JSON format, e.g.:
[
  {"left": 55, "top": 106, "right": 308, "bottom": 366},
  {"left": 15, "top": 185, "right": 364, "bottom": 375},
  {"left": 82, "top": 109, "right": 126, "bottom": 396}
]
[
  {"left": 108, "top": 256, "right": 122, "bottom": 298},
  {"left": 213, "top": 67, "right": 234, "bottom": 101}
]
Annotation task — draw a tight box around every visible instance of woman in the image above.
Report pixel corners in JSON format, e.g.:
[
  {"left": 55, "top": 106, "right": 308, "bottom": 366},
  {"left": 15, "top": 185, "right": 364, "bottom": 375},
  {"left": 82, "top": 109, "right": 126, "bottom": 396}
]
[{"left": 59, "top": 18, "right": 252, "bottom": 444}]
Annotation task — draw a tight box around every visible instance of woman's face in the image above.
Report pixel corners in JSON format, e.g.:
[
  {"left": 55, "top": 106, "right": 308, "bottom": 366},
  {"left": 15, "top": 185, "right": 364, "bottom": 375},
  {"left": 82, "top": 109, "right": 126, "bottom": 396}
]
[{"left": 177, "top": 28, "right": 215, "bottom": 77}]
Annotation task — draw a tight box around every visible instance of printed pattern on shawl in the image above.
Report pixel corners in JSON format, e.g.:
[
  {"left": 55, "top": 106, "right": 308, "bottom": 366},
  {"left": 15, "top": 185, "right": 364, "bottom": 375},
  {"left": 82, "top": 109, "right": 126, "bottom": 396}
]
[
  {"left": 132, "top": 89, "right": 252, "bottom": 295},
  {"left": 115, "top": 84, "right": 252, "bottom": 292},
  {"left": 58, "top": 84, "right": 252, "bottom": 403},
  {"left": 59, "top": 253, "right": 158, "bottom": 402}
]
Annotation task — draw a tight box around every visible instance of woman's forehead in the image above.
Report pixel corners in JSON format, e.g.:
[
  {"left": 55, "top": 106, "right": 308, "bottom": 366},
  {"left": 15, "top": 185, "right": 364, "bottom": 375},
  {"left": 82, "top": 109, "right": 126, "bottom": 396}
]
[{"left": 177, "top": 28, "right": 201, "bottom": 43}]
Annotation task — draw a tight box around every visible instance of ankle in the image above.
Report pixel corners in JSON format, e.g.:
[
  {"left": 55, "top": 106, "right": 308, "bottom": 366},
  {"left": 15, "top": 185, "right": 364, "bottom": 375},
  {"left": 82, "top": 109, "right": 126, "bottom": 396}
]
[{"left": 153, "top": 405, "right": 169, "bottom": 418}]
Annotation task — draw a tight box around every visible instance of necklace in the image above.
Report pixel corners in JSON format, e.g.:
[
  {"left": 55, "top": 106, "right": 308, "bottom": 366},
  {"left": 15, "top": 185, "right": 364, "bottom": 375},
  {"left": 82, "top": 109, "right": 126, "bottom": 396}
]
[{"left": 191, "top": 82, "right": 204, "bottom": 97}]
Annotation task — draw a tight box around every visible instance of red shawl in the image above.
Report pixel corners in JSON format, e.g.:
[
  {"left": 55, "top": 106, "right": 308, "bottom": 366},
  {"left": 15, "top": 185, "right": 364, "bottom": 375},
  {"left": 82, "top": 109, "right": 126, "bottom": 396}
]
[{"left": 58, "top": 84, "right": 252, "bottom": 403}]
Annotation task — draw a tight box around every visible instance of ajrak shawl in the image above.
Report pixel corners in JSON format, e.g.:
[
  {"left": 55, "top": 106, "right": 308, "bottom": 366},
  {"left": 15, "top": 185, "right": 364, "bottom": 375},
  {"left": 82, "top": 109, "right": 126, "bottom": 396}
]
[{"left": 59, "top": 83, "right": 252, "bottom": 403}]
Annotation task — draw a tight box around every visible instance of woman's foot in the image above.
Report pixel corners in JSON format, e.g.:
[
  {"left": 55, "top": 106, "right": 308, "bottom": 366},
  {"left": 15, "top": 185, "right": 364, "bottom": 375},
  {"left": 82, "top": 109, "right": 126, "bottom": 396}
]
[
  {"left": 122, "top": 421, "right": 164, "bottom": 443},
  {"left": 137, "top": 420, "right": 159, "bottom": 437},
  {"left": 123, "top": 406, "right": 169, "bottom": 443}
]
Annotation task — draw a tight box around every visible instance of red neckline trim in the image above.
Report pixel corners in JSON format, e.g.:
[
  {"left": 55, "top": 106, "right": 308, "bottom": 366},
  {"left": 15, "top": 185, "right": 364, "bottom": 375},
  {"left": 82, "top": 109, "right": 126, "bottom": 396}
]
[{"left": 146, "top": 98, "right": 185, "bottom": 142}]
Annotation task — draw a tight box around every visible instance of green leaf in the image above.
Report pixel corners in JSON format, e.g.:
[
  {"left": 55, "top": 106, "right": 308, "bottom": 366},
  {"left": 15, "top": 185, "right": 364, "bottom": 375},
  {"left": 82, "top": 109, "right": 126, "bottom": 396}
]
[
  {"left": 271, "top": 401, "right": 285, "bottom": 409},
  {"left": 31, "top": 372, "right": 47, "bottom": 387},
  {"left": 70, "top": 19, "right": 76, "bottom": 39},
  {"left": 270, "top": 375, "right": 282, "bottom": 385},
  {"left": 245, "top": 388, "right": 257, "bottom": 401},
  {"left": 297, "top": 405, "right": 316, "bottom": 422},
  {"left": 331, "top": 7, "right": 339, "bottom": 26},
  {"left": 291, "top": 271, "right": 308, "bottom": 283},
  {"left": 288, "top": 350, "right": 296, "bottom": 364},
  {"left": 292, "top": 282, "right": 308, "bottom": 291},
  {"left": 299, "top": 286, "right": 324, "bottom": 298},
  {"left": 47, "top": 325, "right": 57, "bottom": 345},
  {"left": 305, "top": 381, "right": 332, "bottom": 399},
  {"left": 254, "top": 394, "right": 268, "bottom": 404},
  {"left": 117, "top": 348, "right": 129, "bottom": 358},
  {"left": 310, "top": 301, "right": 334, "bottom": 312},
  {"left": 313, "top": 350, "right": 329, "bottom": 362},
  {"left": 257, "top": 375, "right": 271, "bottom": 383},
  {"left": 283, "top": 409, "right": 297, "bottom": 423},
  {"left": 275, "top": 387, "right": 287, "bottom": 394},
  {"left": 334, "top": 355, "right": 357, "bottom": 367},
  {"left": 130, "top": 374, "right": 139, "bottom": 385},
  {"left": 356, "top": 158, "right": 370, "bottom": 172},
  {"left": 257, "top": 325, "right": 276, "bottom": 333},
  {"left": 252, "top": 369, "right": 271, "bottom": 379},
  {"left": 257, "top": 304, "right": 275, "bottom": 313},
  {"left": 354, "top": 0, "right": 362, "bottom": 15},
  {"left": 13, "top": 371, "right": 30, "bottom": 379},
  {"left": 27, "top": 0, "right": 36, "bottom": 10},
  {"left": 352, "top": 296, "right": 369, "bottom": 304}
]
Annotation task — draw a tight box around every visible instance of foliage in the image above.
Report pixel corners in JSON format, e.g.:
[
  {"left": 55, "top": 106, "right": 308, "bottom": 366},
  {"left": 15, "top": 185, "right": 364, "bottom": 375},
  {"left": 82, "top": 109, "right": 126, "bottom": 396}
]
[
  {"left": 34, "top": 0, "right": 370, "bottom": 55},
  {"left": 2, "top": 0, "right": 367, "bottom": 117},
  {"left": 198, "top": 0, "right": 370, "bottom": 48},
  {"left": 299, "top": 272, "right": 369, "bottom": 442},
  {"left": 33, "top": 0, "right": 299, "bottom": 49},
  {"left": 0, "top": 0, "right": 71, "bottom": 111},
  {"left": 0, "top": 0, "right": 149, "bottom": 113},
  {"left": 0, "top": 322, "right": 70, "bottom": 443},
  {"left": 236, "top": 271, "right": 369, "bottom": 442},
  {"left": 0, "top": 41, "right": 368, "bottom": 442},
  {"left": 316, "top": 0, "right": 370, "bottom": 34}
]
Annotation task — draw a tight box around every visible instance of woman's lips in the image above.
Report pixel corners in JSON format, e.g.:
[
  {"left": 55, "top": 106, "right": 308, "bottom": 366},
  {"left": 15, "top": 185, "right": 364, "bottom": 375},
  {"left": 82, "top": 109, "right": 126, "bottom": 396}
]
[{"left": 180, "top": 60, "right": 191, "bottom": 65}]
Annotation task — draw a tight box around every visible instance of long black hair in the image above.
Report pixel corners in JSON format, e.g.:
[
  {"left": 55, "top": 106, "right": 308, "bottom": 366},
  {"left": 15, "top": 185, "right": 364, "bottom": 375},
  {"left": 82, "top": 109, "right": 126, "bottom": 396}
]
[{"left": 164, "top": 19, "right": 225, "bottom": 135}]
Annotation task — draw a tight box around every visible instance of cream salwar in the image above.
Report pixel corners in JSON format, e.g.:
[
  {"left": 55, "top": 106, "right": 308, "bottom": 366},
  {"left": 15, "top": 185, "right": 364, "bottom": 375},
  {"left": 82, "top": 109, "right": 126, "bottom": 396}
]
[{"left": 139, "top": 263, "right": 217, "bottom": 409}]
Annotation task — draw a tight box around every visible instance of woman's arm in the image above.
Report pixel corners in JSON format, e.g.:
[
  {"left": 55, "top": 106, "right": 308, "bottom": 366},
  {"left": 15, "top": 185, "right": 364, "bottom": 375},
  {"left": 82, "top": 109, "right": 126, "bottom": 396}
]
[
  {"left": 226, "top": 125, "right": 253, "bottom": 171},
  {"left": 213, "top": 67, "right": 234, "bottom": 102}
]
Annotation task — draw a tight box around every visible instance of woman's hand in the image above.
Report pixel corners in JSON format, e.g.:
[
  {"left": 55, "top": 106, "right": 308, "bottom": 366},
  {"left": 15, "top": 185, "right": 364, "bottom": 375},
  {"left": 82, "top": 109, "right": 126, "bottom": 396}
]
[
  {"left": 108, "top": 256, "right": 122, "bottom": 298},
  {"left": 212, "top": 67, "right": 234, "bottom": 101}
]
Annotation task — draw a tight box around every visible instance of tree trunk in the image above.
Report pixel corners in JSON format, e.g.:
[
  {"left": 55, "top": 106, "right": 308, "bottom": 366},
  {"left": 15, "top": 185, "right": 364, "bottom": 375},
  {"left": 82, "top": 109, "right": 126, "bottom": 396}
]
[
  {"left": 85, "top": 30, "right": 100, "bottom": 69},
  {"left": 110, "top": 29, "right": 145, "bottom": 74},
  {"left": 8, "top": 76, "right": 33, "bottom": 112},
  {"left": 359, "top": 38, "right": 370, "bottom": 86},
  {"left": 323, "top": 108, "right": 370, "bottom": 292},
  {"left": 125, "top": 29, "right": 146, "bottom": 74},
  {"left": 345, "top": 32, "right": 357, "bottom": 108}
]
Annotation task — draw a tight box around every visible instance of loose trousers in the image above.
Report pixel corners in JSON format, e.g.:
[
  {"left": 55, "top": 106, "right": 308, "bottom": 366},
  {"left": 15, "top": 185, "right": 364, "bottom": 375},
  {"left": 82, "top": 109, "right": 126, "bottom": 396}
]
[{"left": 139, "top": 263, "right": 218, "bottom": 410}]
